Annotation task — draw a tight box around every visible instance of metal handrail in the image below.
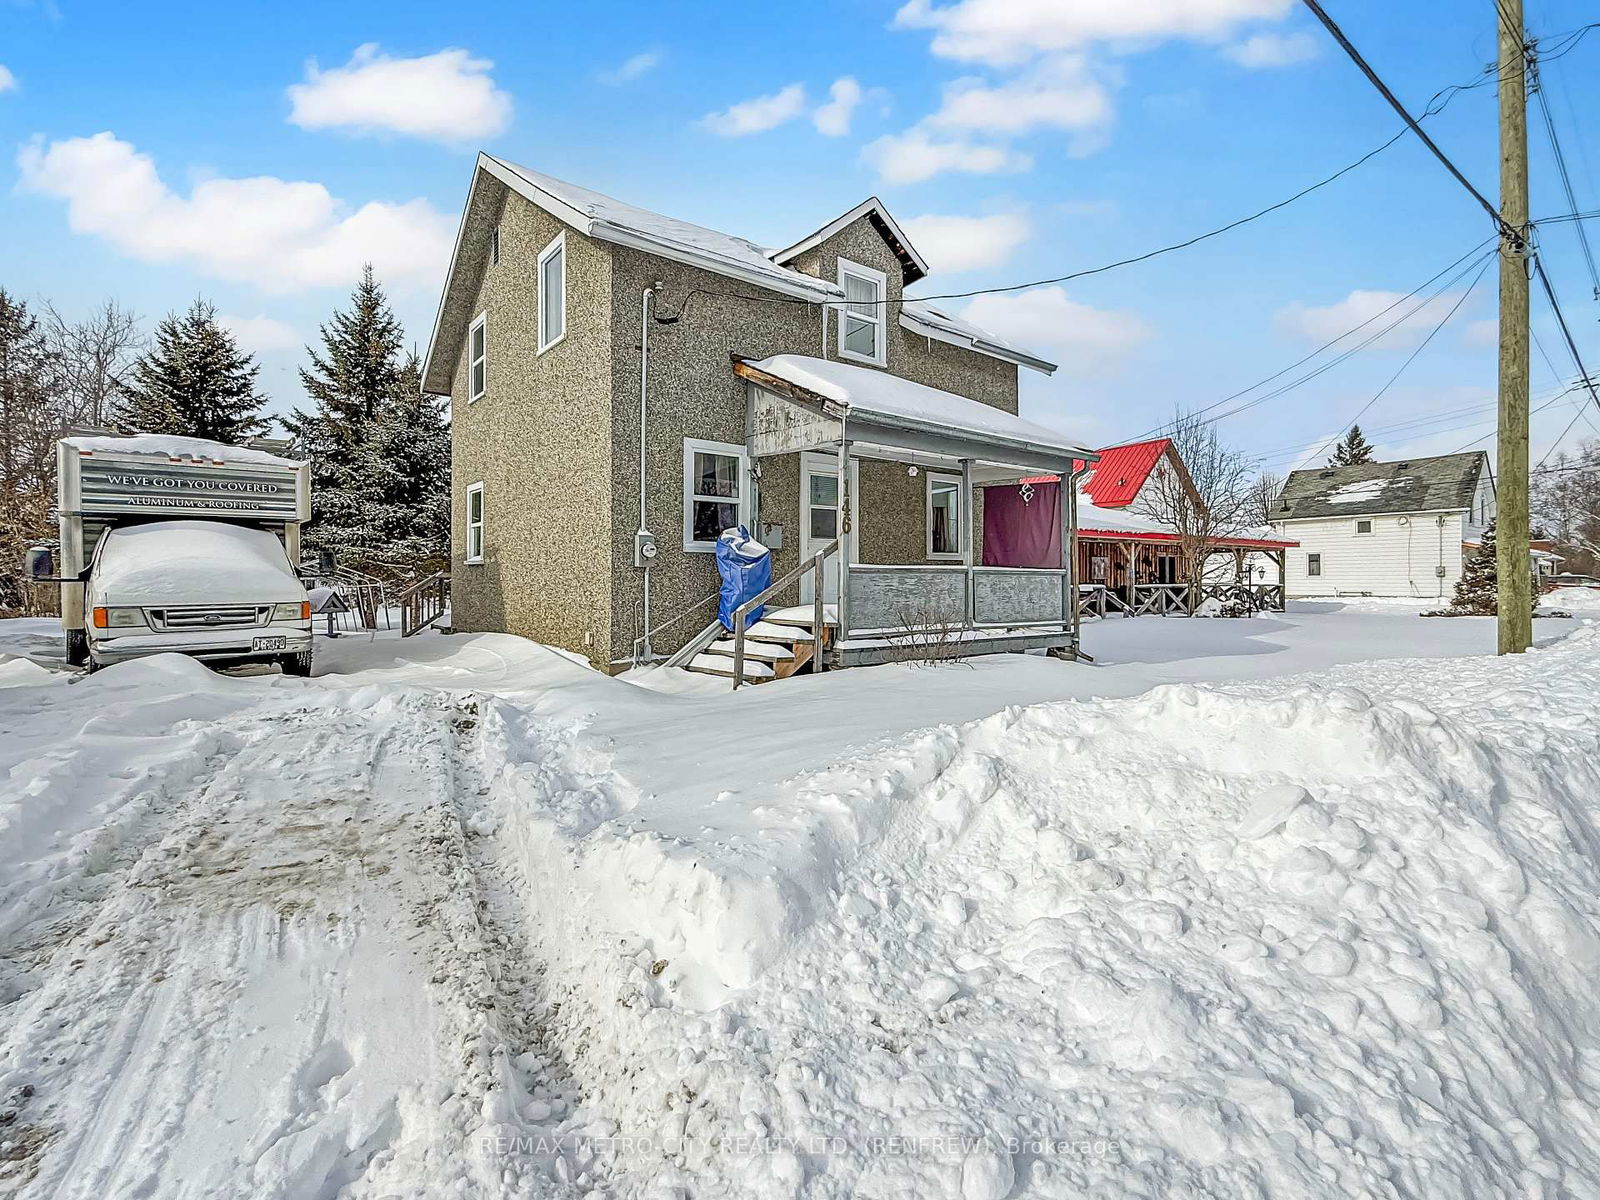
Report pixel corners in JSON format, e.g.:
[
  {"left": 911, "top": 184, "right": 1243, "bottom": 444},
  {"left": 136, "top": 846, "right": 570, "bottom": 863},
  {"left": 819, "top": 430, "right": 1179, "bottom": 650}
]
[{"left": 732, "top": 537, "right": 841, "bottom": 690}]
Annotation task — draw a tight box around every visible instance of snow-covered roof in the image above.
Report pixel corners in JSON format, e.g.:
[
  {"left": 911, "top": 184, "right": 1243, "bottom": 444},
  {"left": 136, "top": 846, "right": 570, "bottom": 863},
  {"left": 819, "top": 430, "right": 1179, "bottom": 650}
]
[
  {"left": 770, "top": 197, "right": 931, "bottom": 285},
  {"left": 63, "top": 434, "right": 301, "bottom": 468},
  {"left": 485, "top": 156, "right": 843, "bottom": 303},
  {"left": 899, "top": 299, "right": 1058, "bottom": 375},
  {"left": 1076, "top": 496, "right": 1174, "bottom": 537},
  {"left": 745, "top": 354, "right": 1093, "bottom": 462},
  {"left": 1275, "top": 453, "right": 1487, "bottom": 521}
]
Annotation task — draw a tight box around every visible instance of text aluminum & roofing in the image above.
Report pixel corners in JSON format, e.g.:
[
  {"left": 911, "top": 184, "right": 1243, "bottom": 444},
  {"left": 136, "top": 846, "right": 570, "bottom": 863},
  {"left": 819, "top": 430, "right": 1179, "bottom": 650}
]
[{"left": 61, "top": 447, "right": 309, "bottom": 522}]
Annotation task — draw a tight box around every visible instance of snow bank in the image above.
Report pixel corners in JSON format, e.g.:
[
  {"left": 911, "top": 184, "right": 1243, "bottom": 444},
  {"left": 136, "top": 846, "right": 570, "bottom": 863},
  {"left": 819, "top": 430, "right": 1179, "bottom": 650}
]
[
  {"left": 478, "top": 626, "right": 1600, "bottom": 1195},
  {"left": 1544, "top": 585, "right": 1600, "bottom": 611},
  {"left": 91, "top": 520, "right": 303, "bottom": 605}
]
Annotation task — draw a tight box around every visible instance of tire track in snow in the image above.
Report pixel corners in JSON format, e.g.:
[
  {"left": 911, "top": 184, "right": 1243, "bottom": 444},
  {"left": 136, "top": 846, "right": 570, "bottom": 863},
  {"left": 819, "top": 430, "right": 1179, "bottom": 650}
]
[{"left": 0, "top": 686, "right": 587, "bottom": 1198}]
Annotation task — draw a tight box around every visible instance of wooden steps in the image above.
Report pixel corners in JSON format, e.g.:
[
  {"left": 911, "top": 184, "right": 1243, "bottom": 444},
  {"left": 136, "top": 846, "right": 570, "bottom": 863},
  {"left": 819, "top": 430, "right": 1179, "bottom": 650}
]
[{"left": 681, "top": 605, "right": 834, "bottom": 686}]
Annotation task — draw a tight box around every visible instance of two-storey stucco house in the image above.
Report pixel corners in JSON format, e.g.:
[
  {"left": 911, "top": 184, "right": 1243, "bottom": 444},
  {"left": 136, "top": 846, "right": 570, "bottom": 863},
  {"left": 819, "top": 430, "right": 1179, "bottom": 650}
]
[
  {"left": 421, "top": 154, "right": 1097, "bottom": 678},
  {"left": 1270, "top": 452, "right": 1496, "bottom": 598}
]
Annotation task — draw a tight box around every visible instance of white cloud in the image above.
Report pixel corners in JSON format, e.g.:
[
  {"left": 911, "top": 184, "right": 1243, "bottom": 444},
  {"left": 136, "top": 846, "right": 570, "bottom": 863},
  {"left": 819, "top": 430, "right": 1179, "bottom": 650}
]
[
  {"left": 962, "top": 285, "right": 1150, "bottom": 375},
  {"left": 0, "top": 66, "right": 17, "bottom": 95},
  {"left": 1463, "top": 317, "right": 1498, "bottom": 348},
  {"left": 813, "top": 77, "right": 865, "bottom": 136},
  {"left": 1275, "top": 289, "right": 1467, "bottom": 349},
  {"left": 927, "top": 55, "right": 1111, "bottom": 137},
  {"left": 895, "top": 0, "right": 1293, "bottom": 66},
  {"left": 861, "top": 129, "right": 1030, "bottom": 185},
  {"left": 1224, "top": 31, "right": 1320, "bottom": 67},
  {"left": 286, "top": 44, "right": 511, "bottom": 144},
  {"left": 599, "top": 50, "right": 663, "bottom": 86},
  {"left": 902, "top": 212, "right": 1031, "bottom": 273},
  {"left": 17, "top": 133, "right": 455, "bottom": 293},
  {"left": 700, "top": 84, "right": 808, "bottom": 136},
  {"left": 219, "top": 314, "right": 302, "bottom": 354}
]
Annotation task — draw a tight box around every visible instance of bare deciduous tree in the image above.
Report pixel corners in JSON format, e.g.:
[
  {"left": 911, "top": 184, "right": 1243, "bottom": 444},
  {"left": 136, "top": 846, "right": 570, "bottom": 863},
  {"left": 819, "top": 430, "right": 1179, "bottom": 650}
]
[
  {"left": 1248, "top": 470, "right": 1284, "bottom": 527},
  {"left": 1534, "top": 440, "right": 1600, "bottom": 576},
  {"left": 0, "top": 290, "right": 67, "bottom": 615},
  {"left": 1134, "top": 409, "right": 1256, "bottom": 606},
  {"left": 45, "top": 300, "right": 143, "bottom": 429}
]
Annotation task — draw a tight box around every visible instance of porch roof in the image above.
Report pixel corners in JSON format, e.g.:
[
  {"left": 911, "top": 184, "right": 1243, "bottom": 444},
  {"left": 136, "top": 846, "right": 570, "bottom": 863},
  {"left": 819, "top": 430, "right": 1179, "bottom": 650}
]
[{"left": 736, "top": 354, "right": 1095, "bottom": 472}]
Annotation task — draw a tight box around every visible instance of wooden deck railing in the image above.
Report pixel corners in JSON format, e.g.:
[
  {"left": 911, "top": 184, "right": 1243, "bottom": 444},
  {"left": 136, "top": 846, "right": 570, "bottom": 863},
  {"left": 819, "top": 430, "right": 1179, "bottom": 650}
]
[{"left": 397, "top": 572, "right": 450, "bottom": 637}]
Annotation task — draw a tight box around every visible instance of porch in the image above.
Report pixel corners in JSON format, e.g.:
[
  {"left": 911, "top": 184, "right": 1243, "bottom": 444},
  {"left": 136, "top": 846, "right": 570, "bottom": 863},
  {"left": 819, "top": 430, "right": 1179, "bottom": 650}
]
[{"left": 671, "top": 353, "right": 1098, "bottom": 685}]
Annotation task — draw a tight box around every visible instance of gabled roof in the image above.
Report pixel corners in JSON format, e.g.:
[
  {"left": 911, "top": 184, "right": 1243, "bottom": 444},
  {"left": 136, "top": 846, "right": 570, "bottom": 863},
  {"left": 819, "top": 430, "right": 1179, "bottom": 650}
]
[
  {"left": 769, "top": 197, "right": 930, "bottom": 285},
  {"left": 1081, "top": 438, "right": 1174, "bottom": 508},
  {"left": 486, "top": 155, "right": 842, "bottom": 302},
  {"left": 422, "top": 154, "right": 1058, "bottom": 393},
  {"left": 898, "top": 300, "right": 1057, "bottom": 375},
  {"left": 1274, "top": 452, "right": 1488, "bottom": 521}
]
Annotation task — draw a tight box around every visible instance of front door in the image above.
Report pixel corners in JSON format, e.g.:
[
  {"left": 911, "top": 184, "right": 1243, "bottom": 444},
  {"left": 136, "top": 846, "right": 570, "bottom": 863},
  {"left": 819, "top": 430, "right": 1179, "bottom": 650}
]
[{"left": 799, "top": 452, "right": 858, "bottom": 603}]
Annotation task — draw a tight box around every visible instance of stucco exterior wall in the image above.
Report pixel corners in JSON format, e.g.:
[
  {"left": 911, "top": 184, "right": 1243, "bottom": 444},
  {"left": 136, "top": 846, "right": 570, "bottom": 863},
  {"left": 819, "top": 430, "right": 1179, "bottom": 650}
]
[
  {"left": 603, "top": 213, "right": 1020, "bottom": 664},
  {"left": 448, "top": 192, "right": 616, "bottom": 660}
]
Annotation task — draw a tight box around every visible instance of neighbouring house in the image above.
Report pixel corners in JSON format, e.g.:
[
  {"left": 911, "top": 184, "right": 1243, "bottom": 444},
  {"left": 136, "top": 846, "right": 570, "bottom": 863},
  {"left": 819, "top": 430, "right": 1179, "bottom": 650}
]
[
  {"left": 422, "top": 154, "right": 1097, "bottom": 679},
  {"left": 1270, "top": 452, "right": 1498, "bottom": 598},
  {"left": 982, "top": 438, "right": 1298, "bottom": 614}
]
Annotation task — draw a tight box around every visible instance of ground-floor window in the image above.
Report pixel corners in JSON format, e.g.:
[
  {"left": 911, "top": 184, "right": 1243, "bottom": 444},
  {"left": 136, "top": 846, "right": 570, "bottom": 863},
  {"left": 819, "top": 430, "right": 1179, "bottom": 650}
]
[
  {"left": 1307, "top": 552, "right": 1322, "bottom": 577},
  {"left": 1090, "top": 555, "right": 1108, "bottom": 582},
  {"left": 927, "top": 474, "right": 961, "bottom": 559},
  {"left": 684, "top": 439, "right": 747, "bottom": 551},
  {"left": 465, "top": 482, "right": 485, "bottom": 563},
  {"left": 1156, "top": 554, "right": 1177, "bottom": 584}
]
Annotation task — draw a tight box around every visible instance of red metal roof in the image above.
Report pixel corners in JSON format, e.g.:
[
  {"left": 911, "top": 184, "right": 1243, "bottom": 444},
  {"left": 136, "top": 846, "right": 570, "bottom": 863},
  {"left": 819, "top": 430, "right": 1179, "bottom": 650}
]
[
  {"left": 1081, "top": 439, "right": 1171, "bottom": 508},
  {"left": 1021, "top": 439, "right": 1173, "bottom": 506}
]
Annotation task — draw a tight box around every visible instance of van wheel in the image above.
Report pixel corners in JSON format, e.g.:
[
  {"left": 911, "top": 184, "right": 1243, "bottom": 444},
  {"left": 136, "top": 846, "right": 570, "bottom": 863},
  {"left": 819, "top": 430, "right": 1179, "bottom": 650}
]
[
  {"left": 66, "top": 630, "right": 89, "bottom": 667},
  {"left": 281, "top": 650, "right": 313, "bottom": 677}
]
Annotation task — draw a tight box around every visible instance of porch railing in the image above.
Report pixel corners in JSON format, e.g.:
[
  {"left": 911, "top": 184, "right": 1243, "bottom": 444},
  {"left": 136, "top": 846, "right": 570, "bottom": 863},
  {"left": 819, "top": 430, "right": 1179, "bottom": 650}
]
[
  {"left": 729, "top": 537, "right": 841, "bottom": 690},
  {"left": 843, "top": 564, "right": 1075, "bottom": 638}
]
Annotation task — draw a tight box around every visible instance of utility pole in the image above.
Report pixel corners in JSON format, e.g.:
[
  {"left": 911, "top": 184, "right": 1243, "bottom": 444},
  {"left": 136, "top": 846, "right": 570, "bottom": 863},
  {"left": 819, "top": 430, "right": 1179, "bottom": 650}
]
[{"left": 1496, "top": 0, "right": 1533, "bottom": 654}]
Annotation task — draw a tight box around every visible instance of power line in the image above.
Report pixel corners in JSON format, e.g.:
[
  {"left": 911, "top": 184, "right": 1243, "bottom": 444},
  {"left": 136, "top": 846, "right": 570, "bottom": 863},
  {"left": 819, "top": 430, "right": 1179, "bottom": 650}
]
[
  {"left": 1532, "top": 253, "right": 1600, "bottom": 415},
  {"left": 1127, "top": 241, "right": 1497, "bottom": 443},
  {"left": 1528, "top": 53, "right": 1600, "bottom": 299},
  {"left": 1278, "top": 256, "right": 1493, "bottom": 467},
  {"left": 1300, "top": 0, "right": 1511, "bottom": 235}
]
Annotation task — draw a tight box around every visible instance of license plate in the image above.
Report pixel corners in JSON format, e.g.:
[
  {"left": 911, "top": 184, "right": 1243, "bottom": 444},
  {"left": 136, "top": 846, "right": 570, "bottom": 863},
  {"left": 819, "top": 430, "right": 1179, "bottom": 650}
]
[{"left": 253, "top": 636, "right": 287, "bottom": 651}]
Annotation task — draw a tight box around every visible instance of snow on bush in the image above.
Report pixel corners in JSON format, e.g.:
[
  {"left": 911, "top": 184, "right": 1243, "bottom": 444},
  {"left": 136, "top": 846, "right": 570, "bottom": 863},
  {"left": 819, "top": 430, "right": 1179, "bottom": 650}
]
[{"left": 478, "top": 629, "right": 1600, "bottom": 1196}]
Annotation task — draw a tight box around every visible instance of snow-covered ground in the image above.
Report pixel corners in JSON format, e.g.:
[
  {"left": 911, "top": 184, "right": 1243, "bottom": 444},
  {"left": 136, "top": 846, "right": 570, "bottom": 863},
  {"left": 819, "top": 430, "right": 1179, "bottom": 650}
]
[{"left": 2, "top": 602, "right": 1598, "bottom": 1198}]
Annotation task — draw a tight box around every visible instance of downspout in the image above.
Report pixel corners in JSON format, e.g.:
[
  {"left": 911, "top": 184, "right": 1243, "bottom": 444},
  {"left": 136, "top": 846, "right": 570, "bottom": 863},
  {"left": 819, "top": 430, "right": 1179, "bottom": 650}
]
[{"left": 636, "top": 287, "right": 657, "bottom": 662}]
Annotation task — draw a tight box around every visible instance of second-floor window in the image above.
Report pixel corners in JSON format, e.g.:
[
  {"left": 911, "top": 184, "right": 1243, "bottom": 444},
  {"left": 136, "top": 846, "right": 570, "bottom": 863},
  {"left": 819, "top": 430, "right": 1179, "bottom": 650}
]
[
  {"left": 837, "top": 258, "right": 886, "bottom": 366},
  {"left": 468, "top": 313, "right": 487, "bottom": 403},
  {"left": 539, "top": 232, "right": 566, "bottom": 352}
]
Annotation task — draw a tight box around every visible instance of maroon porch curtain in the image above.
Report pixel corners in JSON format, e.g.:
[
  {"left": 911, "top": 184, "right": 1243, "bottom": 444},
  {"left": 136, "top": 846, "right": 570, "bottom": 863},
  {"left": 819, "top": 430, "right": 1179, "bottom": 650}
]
[{"left": 983, "top": 481, "right": 1062, "bottom": 568}]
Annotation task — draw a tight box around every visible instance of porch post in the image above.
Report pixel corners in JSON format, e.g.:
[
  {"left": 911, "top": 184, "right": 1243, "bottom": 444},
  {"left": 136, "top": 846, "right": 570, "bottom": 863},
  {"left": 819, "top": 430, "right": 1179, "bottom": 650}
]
[
  {"left": 960, "top": 458, "right": 975, "bottom": 627},
  {"left": 1061, "top": 469, "right": 1076, "bottom": 638},
  {"left": 836, "top": 438, "right": 852, "bottom": 638}
]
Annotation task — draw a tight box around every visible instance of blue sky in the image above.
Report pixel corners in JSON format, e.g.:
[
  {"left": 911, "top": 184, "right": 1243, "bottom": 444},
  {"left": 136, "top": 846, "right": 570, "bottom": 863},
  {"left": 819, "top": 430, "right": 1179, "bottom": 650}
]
[{"left": 3, "top": 0, "right": 1598, "bottom": 475}]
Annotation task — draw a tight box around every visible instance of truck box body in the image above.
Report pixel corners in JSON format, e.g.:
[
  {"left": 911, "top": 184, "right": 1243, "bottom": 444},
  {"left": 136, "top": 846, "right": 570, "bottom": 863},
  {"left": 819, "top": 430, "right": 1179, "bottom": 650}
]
[{"left": 56, "top": 435, "right": 314, "bottom": 671}]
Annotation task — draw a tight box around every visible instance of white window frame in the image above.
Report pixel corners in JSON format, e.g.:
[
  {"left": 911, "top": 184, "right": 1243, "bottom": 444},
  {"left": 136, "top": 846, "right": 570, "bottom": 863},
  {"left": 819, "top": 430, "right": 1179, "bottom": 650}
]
[
  {"left": 682, "top": 438, "right": 749, "bottom": 552},
  {"left": 537, "top": 232, "right": 567, "bottom": 354},
  {"left": 1355, "top": 518, "right": 1374, "bottom": 535},
  {"left": 465, "top": 482, "right": 485, "bottom": 564},
  {"left": 926, "top": 472, "right": 963, "bottom": 560},
  {"left": 836, "top": 257, "right": 887, "bottom": 367},
  {"left": 468, "top": 312, "right": 487, "bottom": 404}
]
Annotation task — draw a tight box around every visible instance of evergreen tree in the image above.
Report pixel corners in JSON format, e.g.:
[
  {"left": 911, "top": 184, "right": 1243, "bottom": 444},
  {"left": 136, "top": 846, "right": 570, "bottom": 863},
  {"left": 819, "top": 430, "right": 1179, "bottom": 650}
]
[
  {"left": 292, "top": 270, "right": 450, "bottom": 577},
  {"left": 1329, "top": 424, "right": 1376, "bottom": 466},
  {"left": 1429, "top": 519, "right": 1539, "bottom": 616},
  {"left": 116, "top": 299, "right": 266, "bottom": 441},
  {"left": 289, "top": 264, "right": 403, "bottom": 454}
]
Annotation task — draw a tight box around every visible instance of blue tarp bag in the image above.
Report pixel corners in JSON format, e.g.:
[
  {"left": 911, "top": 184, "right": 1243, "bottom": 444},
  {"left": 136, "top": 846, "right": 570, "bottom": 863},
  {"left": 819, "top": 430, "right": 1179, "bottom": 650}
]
[{"left": 716, "top": 525, "right": 772, "bottom": 630}]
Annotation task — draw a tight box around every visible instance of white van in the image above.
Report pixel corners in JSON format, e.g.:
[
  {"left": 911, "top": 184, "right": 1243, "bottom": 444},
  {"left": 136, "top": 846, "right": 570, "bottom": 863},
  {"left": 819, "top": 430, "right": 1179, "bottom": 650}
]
[{"left": 37, "top": 435, "right": 315, "bottom": 674}]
